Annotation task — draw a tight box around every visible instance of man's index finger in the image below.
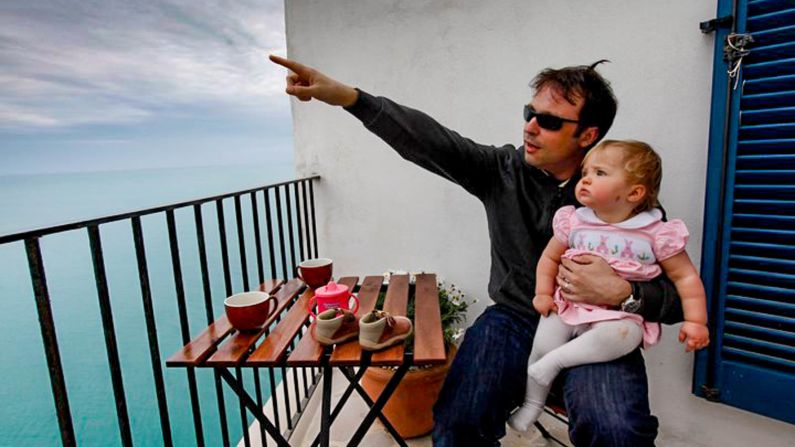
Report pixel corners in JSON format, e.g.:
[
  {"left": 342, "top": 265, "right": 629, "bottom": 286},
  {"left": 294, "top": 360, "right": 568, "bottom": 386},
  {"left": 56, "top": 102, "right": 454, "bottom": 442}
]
[{"left": 269, "top": 54, "right": 308, "bottom": 75}]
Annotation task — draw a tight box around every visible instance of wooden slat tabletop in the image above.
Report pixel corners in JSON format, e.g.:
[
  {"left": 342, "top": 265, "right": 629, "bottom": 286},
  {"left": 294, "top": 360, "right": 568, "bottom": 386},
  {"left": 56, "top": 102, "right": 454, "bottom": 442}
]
[
  {"left": 203, "top": 279, "right": 303, "bottom": 367},
  {"left": 371, "top": 274, "right": 409, "bottom": 366},
  {"left": 328, "top": 275, "right": 383, "bottom": 366},
  {"left": 257, "top": 279, "right": 283, "bottom": 293},
  {"left": 169, "top": 273, "right": 446, "bottom": 370},
  {"left": 166, "top": 279, "right": 284, "bottom": 367},
  {"left": 412, "top": 273, "right": 446, "bottom": 365},
  {"left": 286, "top": 276, "right": 359, "bottom": 366},
  {"left": 249, "top": 273, "right": 354, "bottom": 366}
]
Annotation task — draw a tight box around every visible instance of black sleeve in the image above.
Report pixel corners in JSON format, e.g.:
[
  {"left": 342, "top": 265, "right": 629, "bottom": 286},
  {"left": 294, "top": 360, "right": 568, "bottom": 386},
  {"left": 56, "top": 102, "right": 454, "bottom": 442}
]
[
  {"left": 345, "top": 89, "right": 511, "bottom": 199},
  {"left": 633, "top": 275, "right": 684, "bottom": 324}
]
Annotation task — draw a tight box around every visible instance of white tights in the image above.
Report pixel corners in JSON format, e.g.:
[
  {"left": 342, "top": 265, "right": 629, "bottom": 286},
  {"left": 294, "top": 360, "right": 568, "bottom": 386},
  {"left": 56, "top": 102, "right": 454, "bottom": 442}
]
[{"left": 508, "top": 313, "right": 643, "bottom": 432}]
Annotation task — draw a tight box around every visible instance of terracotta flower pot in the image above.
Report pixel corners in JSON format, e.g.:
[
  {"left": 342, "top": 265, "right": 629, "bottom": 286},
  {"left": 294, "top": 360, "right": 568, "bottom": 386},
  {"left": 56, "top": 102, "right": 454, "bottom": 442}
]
[{"left": 361, "top": 344, "right": 457, "bottom": 439}]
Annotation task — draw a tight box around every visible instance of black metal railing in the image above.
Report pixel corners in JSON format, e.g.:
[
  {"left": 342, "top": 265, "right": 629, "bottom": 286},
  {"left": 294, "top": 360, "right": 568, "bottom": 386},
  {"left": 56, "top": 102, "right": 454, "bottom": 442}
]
[{"left": 0, "top": 176, "right": 321, "bottom": 447}]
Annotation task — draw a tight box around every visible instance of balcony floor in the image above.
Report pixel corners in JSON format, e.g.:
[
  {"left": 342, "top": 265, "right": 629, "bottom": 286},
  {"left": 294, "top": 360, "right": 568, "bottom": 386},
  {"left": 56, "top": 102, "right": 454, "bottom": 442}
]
[{"left": 239, "top": 369, "right": 572, "bottom": 446}]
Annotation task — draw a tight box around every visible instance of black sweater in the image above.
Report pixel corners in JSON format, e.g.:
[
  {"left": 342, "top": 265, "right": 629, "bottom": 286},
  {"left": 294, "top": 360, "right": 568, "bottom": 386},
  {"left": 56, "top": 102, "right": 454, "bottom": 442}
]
[{"left": 346, "top": 89, "right": 684, "bottom": 323}]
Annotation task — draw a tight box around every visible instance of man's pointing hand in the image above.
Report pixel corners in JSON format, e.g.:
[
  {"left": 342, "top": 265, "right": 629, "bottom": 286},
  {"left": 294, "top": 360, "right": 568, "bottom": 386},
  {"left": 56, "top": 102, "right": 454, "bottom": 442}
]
[{"left": 269, "top": 55, "right": 359, "bottom": 107}]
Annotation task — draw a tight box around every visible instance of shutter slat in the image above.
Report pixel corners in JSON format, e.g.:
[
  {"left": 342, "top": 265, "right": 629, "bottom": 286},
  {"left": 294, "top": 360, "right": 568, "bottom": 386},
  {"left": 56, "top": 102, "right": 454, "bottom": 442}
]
[
  {"left": 726, "top": 281, "right": 795, "bottom": 302},
  {"left": 743, "top": 56, "right": 795, "bottom": 79},
  {"left": 723, "top": 347, "right": 795, "bottom": 370},
  {"left": 748, "top": 0, "right": 794, "bottom": 17},
  {"left": 732, "top": 214, "right": 795, "bottom": 230},
  {"left": 726, "top": 294, "right": 795, "bottom": 313},
  {"left": 725, "top": 321, "right": 795, "bottom": 343},
  {"left": 744, "top": 73, "right": 795, "bottom": 94},
  {"left": 733, "top": 198, "right": 795, "bottom": 213},
  {"left": 741, "top": 106, "right": 795, "bottom": 124},
  {"left": 731, "top": 228, "right": 795, "bottom": 245},
  {"left": 741, "top": 90, "right": 795, "bottom": 109},
  {"left": 723, "top": 334, "right": 795, "bottom": 358},
  {"left": 739, "top": 122, "right": 795, "bottom": 139},
  {"left": 750, "top": 23, "right": 795, "bottom": 47},
  {"left": 726, "top": 307, "right": 795, "bottom": 326},
  {"left": 733, "top": 185, "right": 795, "bottom": 199},
  {"left": 747, "top": 7, "right": 795, "bottom": 31},
  {"left": 729, "top": 253, "right": 795, "bottom": 270},
  {"left": 731, "top": 240, "right": 795, "bottom": 258},
  {"left": 746, "top": 41, "right": 795, "bottom": 64},
  {"left": 734, "top": 184, "right": 795, "bottom": 190},
  {"left": 736, "top": 142, "right": 795, "bottom": 157},
  {"left": 734, "top": 170, "right": 795, "bottom": 182},
  {"left": 727, "top": 268, "right": 795, "bottom": 289}
]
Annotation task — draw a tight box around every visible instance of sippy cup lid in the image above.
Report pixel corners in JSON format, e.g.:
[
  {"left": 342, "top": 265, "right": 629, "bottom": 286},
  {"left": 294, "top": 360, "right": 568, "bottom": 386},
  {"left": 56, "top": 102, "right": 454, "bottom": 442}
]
[{"left": 315, "top": 280, "right": 348, "bottom": 298}]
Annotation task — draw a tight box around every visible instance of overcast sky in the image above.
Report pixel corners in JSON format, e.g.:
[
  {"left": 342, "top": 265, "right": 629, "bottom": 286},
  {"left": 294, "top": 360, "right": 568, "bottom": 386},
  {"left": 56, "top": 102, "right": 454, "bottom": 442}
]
[{"left": 0, "top": 0, "right": 292, "bottom": 175}]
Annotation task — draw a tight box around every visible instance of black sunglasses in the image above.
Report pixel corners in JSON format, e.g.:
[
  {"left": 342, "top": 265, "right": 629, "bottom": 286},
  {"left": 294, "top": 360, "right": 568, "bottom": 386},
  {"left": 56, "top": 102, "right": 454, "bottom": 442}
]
[{"left": 523, "top": 105, "right": 579, "bottom": 131}]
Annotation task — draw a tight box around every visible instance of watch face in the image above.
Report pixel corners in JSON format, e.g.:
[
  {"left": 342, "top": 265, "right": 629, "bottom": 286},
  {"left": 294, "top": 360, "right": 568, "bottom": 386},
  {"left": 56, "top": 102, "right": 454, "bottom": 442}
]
[{"left": 623, "top": 298, "right": 641, "bottom": 313}]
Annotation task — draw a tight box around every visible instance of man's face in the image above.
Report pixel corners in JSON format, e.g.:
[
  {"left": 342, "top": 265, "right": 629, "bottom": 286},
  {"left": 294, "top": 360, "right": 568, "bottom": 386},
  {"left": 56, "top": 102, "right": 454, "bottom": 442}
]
[{"left": 523, "top": 86, "right": 596, "bottom": 180}]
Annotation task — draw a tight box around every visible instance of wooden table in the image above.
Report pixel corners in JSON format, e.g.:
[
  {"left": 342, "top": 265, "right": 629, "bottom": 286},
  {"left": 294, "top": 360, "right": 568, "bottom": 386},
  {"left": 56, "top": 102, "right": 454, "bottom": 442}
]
[{"left": 166, "top": 273, "right": 446, "bottom": 447}]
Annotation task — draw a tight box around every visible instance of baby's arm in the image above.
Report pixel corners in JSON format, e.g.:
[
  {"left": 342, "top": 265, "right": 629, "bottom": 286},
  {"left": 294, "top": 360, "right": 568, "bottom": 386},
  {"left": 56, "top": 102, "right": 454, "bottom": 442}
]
[
  {"left": 659, "top": 251, "right": 710, "bottom": 352},
  {"left": 534, "top": 237, "right": 569, "bottom": 316}
]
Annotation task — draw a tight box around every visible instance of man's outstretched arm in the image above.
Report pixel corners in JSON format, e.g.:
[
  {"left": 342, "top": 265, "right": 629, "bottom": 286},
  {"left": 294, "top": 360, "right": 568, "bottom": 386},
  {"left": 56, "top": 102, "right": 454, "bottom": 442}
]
[{"left": 270, "top": 54, "right": 509, "bottom": 199}]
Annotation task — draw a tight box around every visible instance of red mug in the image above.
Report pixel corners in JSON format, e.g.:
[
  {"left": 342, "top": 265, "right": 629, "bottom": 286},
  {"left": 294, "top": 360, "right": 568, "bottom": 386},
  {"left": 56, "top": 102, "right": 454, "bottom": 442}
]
[
  {"left": 297, "top": 258, "right": 333, "bottom": 289},
  {"left": 307, "top": 281, "right": 360, "bottom": 318},
  {"left": 224, "top": 291, "right": 279, "bottom": 332}
]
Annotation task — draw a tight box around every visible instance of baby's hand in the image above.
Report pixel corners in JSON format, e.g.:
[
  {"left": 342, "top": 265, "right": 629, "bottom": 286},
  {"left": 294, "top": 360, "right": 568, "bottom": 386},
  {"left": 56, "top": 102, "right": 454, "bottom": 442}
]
[
  {"left": 679, "top": 321, "right": 710, "bottom": 352},
  {"left": 533, "top": 294, "right": 557, "bottom": 317}
]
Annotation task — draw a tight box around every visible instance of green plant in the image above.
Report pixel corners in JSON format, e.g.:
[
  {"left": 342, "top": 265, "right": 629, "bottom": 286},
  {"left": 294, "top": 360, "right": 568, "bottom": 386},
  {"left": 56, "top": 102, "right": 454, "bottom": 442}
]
[{"left": 436, "top": 281, "right": 472, "bottom": 347}]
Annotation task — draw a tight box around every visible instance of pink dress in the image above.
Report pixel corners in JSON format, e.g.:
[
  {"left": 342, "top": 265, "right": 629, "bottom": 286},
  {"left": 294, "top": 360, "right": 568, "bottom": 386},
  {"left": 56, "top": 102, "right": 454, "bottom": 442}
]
[{"left": 552, "top": 205, "right": 690, "bottom": 348}]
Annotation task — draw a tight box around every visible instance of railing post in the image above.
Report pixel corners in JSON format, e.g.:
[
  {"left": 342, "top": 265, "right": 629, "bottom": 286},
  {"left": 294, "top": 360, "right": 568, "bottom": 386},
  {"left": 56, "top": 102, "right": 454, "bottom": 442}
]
[
  {"left": 166, "top": 211, "right": 206, "bottom": 447},
  {"left": 87, "top": 225, "right": 133, "bottom": 447},
  {"left": 234, "top": 195, "right": 250, "bottom": 290},
  {"left": 309, "top": 179, "right": 319, "bottom": 258},
  {"left": 131, "top": 217, "right": 173, "bottom": 446},
  {"left": 25, "top": 237, "right": 77, "bottom": 447},
  {"left": 251, "top": 192, "right": 266, "bottom": 286},
  {"left": 193, "top": 204, "right": 231, "bottom": 447}
]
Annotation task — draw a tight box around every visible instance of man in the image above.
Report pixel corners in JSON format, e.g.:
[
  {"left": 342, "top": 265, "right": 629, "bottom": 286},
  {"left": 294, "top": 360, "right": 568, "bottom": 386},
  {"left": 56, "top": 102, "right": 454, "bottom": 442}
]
[{"left": 270, "top": 54, "right": 682, "bottom": 446}]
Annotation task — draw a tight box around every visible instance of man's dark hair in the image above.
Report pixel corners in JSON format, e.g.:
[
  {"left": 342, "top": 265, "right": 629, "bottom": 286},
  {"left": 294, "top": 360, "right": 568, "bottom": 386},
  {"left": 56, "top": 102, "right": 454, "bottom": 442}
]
[{"left": 531, "top": 60, "right": 618, "bottom": 149}]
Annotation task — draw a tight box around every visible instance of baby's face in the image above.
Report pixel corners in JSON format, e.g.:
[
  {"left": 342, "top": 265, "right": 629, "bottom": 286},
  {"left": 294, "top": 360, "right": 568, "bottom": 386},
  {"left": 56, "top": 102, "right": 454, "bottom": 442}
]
[{"left": 575, "top": 148, "right": 638, "bottom": 212}]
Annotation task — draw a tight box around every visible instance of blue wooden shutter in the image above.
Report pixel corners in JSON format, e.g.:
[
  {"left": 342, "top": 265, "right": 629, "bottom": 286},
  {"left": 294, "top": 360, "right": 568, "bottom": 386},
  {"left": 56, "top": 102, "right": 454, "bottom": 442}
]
[{"left": 696, "top": 0, "right": 795, "bottom": 423}]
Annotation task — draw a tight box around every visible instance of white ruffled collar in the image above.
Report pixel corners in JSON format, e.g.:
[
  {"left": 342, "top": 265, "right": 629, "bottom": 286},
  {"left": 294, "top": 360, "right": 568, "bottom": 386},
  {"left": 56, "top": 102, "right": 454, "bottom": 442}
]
[{"left": 575, "top": 207, "right": 662, "bottom": 229}]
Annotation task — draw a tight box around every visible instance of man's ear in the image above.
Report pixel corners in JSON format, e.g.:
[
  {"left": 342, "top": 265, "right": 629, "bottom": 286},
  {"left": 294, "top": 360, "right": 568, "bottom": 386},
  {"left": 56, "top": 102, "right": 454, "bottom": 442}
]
[
  {"left": 627, "top": 184, "right": 647, "bottom": 204},
  {"left": 578, "top": 126, "right": 599, "bottom": 149}
]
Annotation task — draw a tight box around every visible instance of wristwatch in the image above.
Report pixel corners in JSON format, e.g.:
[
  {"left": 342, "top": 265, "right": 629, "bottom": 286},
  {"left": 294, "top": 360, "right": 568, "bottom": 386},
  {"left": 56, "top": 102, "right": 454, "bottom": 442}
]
[{"left": 620, "top": 284, "right": 642, "bottom": 314}]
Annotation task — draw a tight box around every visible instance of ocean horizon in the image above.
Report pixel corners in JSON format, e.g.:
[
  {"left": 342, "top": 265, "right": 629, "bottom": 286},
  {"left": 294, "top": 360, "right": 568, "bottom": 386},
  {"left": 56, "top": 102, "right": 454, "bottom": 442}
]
[
  {"left": 0, "top": 163, "right": 298, "bottom": 235},
  {"left": 0, "top": 163, "right": 302, "bottom": 446}
]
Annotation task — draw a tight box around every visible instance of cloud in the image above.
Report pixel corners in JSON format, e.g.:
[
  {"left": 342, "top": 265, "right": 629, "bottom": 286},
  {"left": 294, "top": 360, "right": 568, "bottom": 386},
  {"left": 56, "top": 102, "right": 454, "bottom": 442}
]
[{"left": 0, "top": 0, "right": 288, "bottom": 130}]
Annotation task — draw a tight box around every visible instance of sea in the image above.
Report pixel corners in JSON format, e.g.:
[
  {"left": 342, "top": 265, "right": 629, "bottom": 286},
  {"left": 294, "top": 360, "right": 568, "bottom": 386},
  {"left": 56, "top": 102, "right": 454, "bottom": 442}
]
[{"left": 0, "top": 163, "right": 297, "bottom": 446}]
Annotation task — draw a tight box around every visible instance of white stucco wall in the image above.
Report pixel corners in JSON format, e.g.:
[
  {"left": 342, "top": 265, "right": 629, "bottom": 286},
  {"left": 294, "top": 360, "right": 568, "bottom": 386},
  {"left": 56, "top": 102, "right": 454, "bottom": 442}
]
[{"left": 283, "top": 0, "right": 794, "bottom": 445}]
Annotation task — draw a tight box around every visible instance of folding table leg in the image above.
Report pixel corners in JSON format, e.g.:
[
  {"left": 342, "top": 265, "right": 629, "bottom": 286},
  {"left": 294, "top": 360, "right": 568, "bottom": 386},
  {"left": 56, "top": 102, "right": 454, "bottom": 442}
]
[
  {"left": 320, "top": 364, "right": 333, "bottom": 447},
  {"left": 346, "top": 363, "right": 410, "bottom": 447},
  {"left": 236, "top": 367, "right": 252, "bottom": 447},
  {"left": 338, "top": 367, "right": 406, "bottom": 447},
  {"left": 218, "top": 368, "right": 291, "bottom": 447},
  {"left": 328, "top": 366, "right": 368, "bottom": 422}
]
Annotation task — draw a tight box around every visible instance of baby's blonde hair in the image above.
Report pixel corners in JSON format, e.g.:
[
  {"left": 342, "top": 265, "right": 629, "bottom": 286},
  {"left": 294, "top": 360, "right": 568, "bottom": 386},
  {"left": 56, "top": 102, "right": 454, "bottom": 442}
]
[{"left": 584, "top": 139, "right": 662, "bottom": 214}]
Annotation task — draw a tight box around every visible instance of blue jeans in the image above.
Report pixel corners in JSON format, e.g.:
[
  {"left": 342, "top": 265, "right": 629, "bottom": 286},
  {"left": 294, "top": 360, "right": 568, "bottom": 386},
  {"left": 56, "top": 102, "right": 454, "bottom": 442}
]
[{"left": 432, "top": 304, "right": 658, "bottom": 446}]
